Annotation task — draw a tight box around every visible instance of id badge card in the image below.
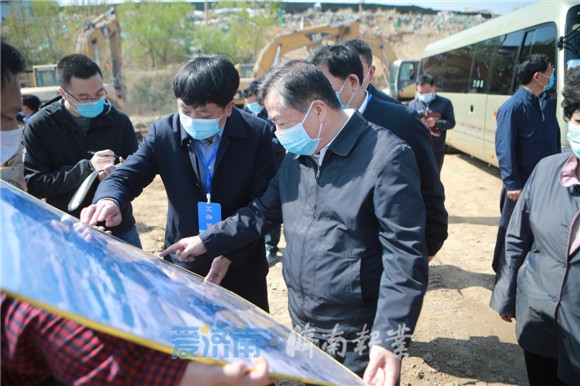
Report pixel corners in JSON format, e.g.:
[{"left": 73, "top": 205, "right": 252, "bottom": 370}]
[{"left": 198, "top": 201, "right": 222, "bottom": 232}]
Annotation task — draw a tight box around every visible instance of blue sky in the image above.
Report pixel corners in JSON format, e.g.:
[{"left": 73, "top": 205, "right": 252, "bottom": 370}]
[{"left": 373, "top": 1, "right": 540, "bottom": 15}]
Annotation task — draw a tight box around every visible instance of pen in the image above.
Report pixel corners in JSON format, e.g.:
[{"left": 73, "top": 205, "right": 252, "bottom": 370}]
[{"left": 87, "top": 151, "right": 117, "bottom": 157}]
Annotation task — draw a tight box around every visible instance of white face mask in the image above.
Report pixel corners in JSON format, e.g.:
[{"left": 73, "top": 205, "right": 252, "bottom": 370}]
[
  {"left": 1, "top": 128, "right": 23, "bottom": 165},
  {"left": 567, "top": 121, "right": 580, "bottom": 159},
  {"left": 418, "top": 93, "right": 434, "bottom": 104}
]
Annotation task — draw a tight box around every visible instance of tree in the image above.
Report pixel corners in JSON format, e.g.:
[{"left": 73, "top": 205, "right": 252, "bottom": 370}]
[
  {"left": 2, "top": 1, "right": 69, "bottom": 67},
  {"left": 118, "top": 1, "right": 193, "bottom": 68},
  {"left": 200, "top": 0, "right": 282, "bottom": 63}
]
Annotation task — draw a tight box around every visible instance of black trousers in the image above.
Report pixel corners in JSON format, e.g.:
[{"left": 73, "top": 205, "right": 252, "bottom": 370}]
[
  {"left": 524, "top": 350, "right": 567, "bottom": 386},
  {"left": 492, "top": 185, "right": 518, "bottom": 272}
]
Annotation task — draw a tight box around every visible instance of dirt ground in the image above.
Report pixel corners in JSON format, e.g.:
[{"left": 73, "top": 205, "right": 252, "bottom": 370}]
[{"left": 131, "top": 152, "right": 529, "bottom": 386}]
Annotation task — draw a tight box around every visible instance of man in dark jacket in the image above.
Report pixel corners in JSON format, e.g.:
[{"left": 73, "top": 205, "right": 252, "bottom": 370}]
[
  {"left": 491, "top": 54, "right": 560, "bottom": 272},
  {"left": 160, "top": 60, "right": 428, "bottom": 384},
  {"left": 23, "top": 54, "right": 140, "bottom": 247},
  {"left": 308, "top": 44, "right": 448, "bottom": 258},
  {"left": 341, "top": 39, "right": 401, "bottom": 105},
  {"left": 408, "top": 74, "right": 455, "bottom": 173},
  {"left": 242, "top": 79, "right": 286, "bottom": 266},
  {"left": 81, "top": 55, "right": 275, "bottom": 312}
]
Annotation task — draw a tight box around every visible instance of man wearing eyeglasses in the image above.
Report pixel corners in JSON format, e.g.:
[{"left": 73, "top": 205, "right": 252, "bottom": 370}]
[{"left": 23, "top": 54, "right": 141, "bottom": 248}]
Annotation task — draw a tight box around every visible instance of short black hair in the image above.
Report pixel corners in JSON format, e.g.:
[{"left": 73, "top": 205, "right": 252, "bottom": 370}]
[
  {"left": 258, "top": 60, "right": 341, "bottom": 112},
  {"left": 173, "top": 55, "right": 239, "bottom": 108},
  {"left": 1, "top": 40, "right": 26, "bottom": 91},
  {"left": 416, "top": 74, "right": 435, "bottom": 87},
  {"left": 242, "top": 79, "right": 261, "bottom": 99},
  {"left": 22, "top": 94, "right": 41, "bottom": 111},
  {"left": 562, "top": 67, "right": 580, "bottom": 121},
  {"left": 307, "top": 44, "right": 364, "bottom": 85},
  {"left": 341, "top": 39, "right": 373, "bottom": 67},
  {"left": 57, "top": 54, "right": 103, "bottom": 89},
  {"left": 516, "top": 54, "right": 551, "bottom": 85}
]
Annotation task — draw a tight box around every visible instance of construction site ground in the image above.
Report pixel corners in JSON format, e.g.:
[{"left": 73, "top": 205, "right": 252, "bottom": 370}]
[
  {"left": 127, "top": 6, "right": 529, "bottom": 385},
  {"left": 132, "top": 153, "right": 528, "bottom": 386}
]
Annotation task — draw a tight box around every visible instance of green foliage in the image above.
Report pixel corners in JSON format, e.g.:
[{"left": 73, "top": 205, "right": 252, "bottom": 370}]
[
  {"left": 118, "top": 1, "right": 193, "bottom": 68},
  {"left": 2, "top": 1, "right": 115, "bottom": 69},
  {"left": 1, "top": 1, "right": 69, "bottom": 68},
  {"left": 2, "top": 0, "right": 284, "bottom": 116},
  {"left": 206, "top": 0, "right": 282, "bottom": 63}
]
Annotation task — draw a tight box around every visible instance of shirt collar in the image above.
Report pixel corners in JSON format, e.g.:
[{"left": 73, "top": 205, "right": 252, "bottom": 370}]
[
  {"left": 357, "top": 90, "right": 371, "bottom": 115},
  {"left": 560, "top": 153, "right": 580, "bottom": 187},
  {"left": 312, "top": 109, "right": 354, "bottom": 166}
]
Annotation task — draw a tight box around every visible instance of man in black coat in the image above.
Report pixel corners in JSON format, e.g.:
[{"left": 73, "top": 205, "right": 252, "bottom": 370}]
[
  {"left": 308, "top": 44, "right": 448, "bottom": 258},
  {"left": 408, "top": 74, "right": 456, "bottom": 173},
  {"left": 81, "top": 56, "right": 276, "bottom": 311},
  {"left": 23, "top": 54, "right": 141, "bottom": 247},
  {"left": 341, "top": 39, "right": 401, "bottom": 105}
]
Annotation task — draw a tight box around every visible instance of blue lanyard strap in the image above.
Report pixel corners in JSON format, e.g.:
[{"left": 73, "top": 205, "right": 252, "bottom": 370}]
[{"left": 192, "top": 142, "right": 220, "bottom": 203}]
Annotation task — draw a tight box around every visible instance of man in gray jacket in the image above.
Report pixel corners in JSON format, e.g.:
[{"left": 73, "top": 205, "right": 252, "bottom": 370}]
[{"left": 159, "top": 60, "right": 428, "bottom": 384}]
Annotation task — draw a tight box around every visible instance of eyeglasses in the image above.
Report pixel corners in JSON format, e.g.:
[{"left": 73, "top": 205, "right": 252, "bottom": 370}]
[
  {"left": 63, "top": 88, "right": 107, "bottom": 104},
  {"left": 540, "top": 65, "right": 555, "bottom": 77}
]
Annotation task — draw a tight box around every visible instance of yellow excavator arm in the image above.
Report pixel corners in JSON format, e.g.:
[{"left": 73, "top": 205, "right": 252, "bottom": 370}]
[
  {"left": 74, "top": 8, "right": 126, "bottom": 111},
  {"left": 237, "top": 19, "right": 396, "bottom": 105}
]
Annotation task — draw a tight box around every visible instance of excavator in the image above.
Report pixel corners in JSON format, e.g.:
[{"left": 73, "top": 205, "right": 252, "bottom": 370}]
[
  {"left": 21, "top": 8, "right": 126, "bottom": 111},
  {"left": 235, "top": 19, "right": 397, "bottom": 106}
]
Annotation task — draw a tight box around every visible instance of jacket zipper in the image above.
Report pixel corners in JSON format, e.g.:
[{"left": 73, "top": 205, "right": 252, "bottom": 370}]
[{"left": 297, "top": 157, "right": 320, "bottom": 313}]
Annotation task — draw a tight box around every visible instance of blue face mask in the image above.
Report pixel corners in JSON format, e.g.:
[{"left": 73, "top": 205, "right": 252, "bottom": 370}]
[
  {"left": 180, "top": 112, "right": 224, "bottom": 140},
  {"left": 275, "top": 102, "right": 322, "bottom": 156},
  {"left": 246, "top": 101, "right": 263, "bottom": 114},
  {"left": 418, "top": 93, "right": 434, "bottom": 104},
  {"left": 335, "top": 79, "right": 352, "bottom": 109},
  {"left": 75, "top": 98, "right": 106, "bottom": 118},
  {"left": 567, "top": 122, "right": 580, "bottom": 159},
  {"left": 540, "top": 73, "right": 555, "bottom": 92}
]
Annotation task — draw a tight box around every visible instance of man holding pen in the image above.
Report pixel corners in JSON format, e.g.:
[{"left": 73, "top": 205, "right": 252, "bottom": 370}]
[{"left": 23, "top": 54, "right": 141, "bottom": 247}]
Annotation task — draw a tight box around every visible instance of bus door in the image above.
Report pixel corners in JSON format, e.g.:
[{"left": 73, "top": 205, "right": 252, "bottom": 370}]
[
  {"left": 480, "top": 31, "right": 526, "bottom": 167},
  {"left": 436, "top": 45, "right": 488, "bottom": 161}
]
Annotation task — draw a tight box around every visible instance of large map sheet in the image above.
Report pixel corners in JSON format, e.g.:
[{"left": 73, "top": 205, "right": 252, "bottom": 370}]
[{"left": 0, "top": 181, "right": 365, "bottom": 385}]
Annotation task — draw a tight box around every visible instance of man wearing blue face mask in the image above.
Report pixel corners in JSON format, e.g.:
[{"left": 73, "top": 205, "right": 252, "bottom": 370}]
[
  {"left": 159, "top": 60, "right": 428, "bottom": 385},
  {"left": 492, "top": 54, "right": 561, "bottom": 273},
  {"left": 81, "top": 55, "right": 276, "bottom": 312},
  {"left": 408, "top": 74, "right": 455, "bottom": 173},
  {"left": 307, "top": 44, "right": 447, "bottom": 260},
  {"left": 23, "top": 54, "right": 141, "bottom": 247},
  {"left": 242, "top": 79, "right": 286, "bottom": 267}
]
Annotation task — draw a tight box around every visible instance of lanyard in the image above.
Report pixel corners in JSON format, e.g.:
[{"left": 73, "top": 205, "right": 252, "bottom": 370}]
[{"left": 192, "top": 142, "right": 220, "bottom": 203}]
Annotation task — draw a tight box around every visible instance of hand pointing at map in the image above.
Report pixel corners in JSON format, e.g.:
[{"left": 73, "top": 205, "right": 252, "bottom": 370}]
[{"left": 160, "top": 235, "right": 207, "bottom": 262}]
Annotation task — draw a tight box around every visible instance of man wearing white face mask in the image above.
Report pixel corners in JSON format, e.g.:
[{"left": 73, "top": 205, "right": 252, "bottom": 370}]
[
  {"left": 81, "top": 55, "right": 276, "bottom": 312},
  {"left": 160, "top": 60, "right": 428, "bottom": 385},
  {"left": 408, "top": 74, "right": 455, "bottom": 173},
  {"left": 0, "top": 41, "right": 27, "bottom": 191},
  {"left": 23, "top": 54, "right": 141, "bottom": 247},
  {"left": 492, "top": 54, "right": 560, "bottom": 273}
]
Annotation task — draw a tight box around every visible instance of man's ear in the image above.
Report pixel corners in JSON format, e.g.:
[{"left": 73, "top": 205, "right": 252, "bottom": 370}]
[
  {"left": 349, "top": 74, "right": 361, "bottom": 91},
  {"left": 312, "top": 99, "right": 328, "bottom": 123},
  {"left": 369, "top": 65, "right": 376, "bottom": 82},
  {"left": 225, "top": 100, "right": 236, "bottom": 116}
]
